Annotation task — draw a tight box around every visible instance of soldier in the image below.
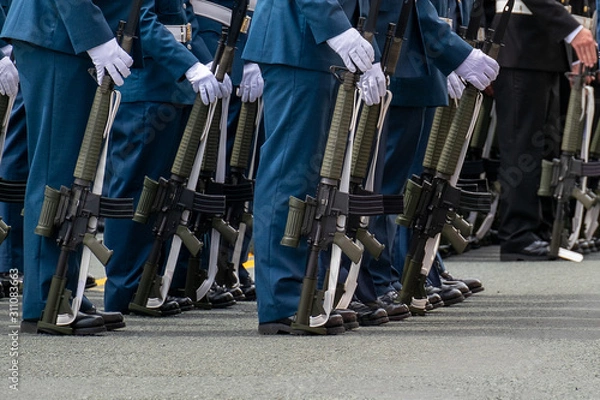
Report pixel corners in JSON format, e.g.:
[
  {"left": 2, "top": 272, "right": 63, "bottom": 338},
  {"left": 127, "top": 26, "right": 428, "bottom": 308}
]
[
  {"left": 2, "top": 0, "right": 138, "bottom": 333},
  {"left": 102, "top": 0, "right": 231, "bottom": 314},
  {"left": 493, "top": 0, "right": 597, "bottom": 261},
  {"left": 242, "top": 0, "right": 382, "bottom": 335},
  {"left": 362, "top": 0, "right": 497, "bottom": 313}
]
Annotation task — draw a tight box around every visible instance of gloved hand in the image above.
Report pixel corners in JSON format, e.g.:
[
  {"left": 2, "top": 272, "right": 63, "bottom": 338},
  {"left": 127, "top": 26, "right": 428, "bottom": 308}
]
[
  {"left": 206, "top": 61, "right": 233, "bottom": 99},
  {"left": 454, "top": 49, "right": 499, "bottom": 90},
  {"left": 86, "top": 38, "right": 133, "bottom": 86},
  {"left": 185, "top": 62, "right": 221, "bottom": 105},
  {"left": 326, "top": 28, "right": 374, "bottom": 73},
  {"left": 0, "top": 56, "right": 19, "bottom": 97},
  {"left": 358, "top": 63, "right": 386, "bottom": 106},
  {"left": 237, "top": 62, "right": 264, "bottom": 102},
  {"left": 220, "top": 72, "right": 233, "bottom": 98},
  {"left": 447, "top": 71, "right": 466, "bottom": 100}
]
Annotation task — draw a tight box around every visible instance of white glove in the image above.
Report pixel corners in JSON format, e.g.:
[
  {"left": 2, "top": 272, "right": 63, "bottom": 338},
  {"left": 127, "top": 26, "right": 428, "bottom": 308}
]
[
  {"left": 86, "top": 38, "right": 133, "bottom": 86},
  {"left": 237, "top": 62, "right": 264, "bottom": 102},
  {"left": 1, "top": 44, "right": 12, "bottom": 58},
  {"left": 326, "top": 28, "right": 374, "bottom": 73},
  {"left": 454, "top": 49, "right": 499, "bottom": 90},
  {"left": 220, "top": 72, "right": 233, "bottom": 98},
  {"left": 185, "top": 62, "right": 221, "bottom": 105},
  {"left": 206, "top": 61, "right": 233, "bottom": 99},
  {"left": 447, "top": 71, "right": 466, "bottom": 100},
  {"left": 0, "top": 56, "right": 19, "bottom": 97},
  {"left": 358, "top": 63, "right": 386, "bottom": 106}
]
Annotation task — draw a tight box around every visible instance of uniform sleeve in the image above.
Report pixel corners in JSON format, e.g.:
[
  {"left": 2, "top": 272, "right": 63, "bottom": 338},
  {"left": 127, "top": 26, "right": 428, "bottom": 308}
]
[
  {"left": 418, "top": 0, "right": 472, "bottom": 75},
  {"left": 293, "top": 0, "right": 353, "bottom": 44},
  {"left": 52, "top": 0, "right": 114, "bottom": 54},
  {"left": 522, "top": 0, "right": 580, "bottom": 42}
]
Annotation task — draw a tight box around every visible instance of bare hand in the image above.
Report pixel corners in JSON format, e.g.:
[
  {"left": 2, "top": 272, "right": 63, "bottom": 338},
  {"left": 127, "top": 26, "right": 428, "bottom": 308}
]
[{"left": 570, "top": 28, "right": 598, "bottom": 68}]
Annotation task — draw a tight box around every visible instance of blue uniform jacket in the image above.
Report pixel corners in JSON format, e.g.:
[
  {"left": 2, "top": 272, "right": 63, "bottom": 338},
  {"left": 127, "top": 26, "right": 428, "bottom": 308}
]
[
  {"left": 242, "top": 0, "right": 372, "bottom": 73},
  {"left": 378, "top": 0, "right": 472, "bottom": 107},
  {"left": 1, "top": 0, "right": 140, "bottom": 57},
  {"left": 119, "top": 0, "right": 201, "bottom": 104}
]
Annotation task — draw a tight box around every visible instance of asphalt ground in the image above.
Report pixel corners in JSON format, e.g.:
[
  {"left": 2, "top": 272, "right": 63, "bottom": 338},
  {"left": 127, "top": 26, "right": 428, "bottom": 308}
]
[{"left": 1, "top": 245, "right": 599, "bottom": 400}]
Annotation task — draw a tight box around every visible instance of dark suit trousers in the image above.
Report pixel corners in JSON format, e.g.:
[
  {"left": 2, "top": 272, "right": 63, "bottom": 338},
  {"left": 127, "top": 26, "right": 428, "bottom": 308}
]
[{"left": 494, "top": 68, "right": 561, "bottom": 252}]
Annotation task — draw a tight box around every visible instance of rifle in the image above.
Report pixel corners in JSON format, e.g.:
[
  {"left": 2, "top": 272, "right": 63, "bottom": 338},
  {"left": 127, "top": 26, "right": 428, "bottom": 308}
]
[
  {"left": 128, "top": 0, "right": 249, "bottom": 315},
  {"left": 397, "top": 0, "right": 512, "bottom": 315},
  {"left": 280, "top": 1, "right": 381, "bottom": 334},
  {"left": 34, "top": 1, "right": 143, "bottom": 335},
  {"left": 182, "top": 2, "right": 252, "bottom": 307},
  {"left": 335, "top": 0, "right": 415, "bottom": 310},
  {"left": 582, "top": 119, "right": 600, "bottom": 246},
  {"left": 537, "top": 62, "right": 598, "bottom": 261},
  {"left": 213, "top": 98, "right": 261, "bottom": 294}
]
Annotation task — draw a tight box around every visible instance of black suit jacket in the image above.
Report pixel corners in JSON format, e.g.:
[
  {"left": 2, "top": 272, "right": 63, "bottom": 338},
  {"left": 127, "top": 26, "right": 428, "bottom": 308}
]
[{"left": 494, "top": 0, "right": 580, "bottom": 72}]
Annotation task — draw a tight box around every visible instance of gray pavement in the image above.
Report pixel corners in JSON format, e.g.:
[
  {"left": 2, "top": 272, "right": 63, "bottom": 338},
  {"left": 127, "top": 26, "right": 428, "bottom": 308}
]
[{"left": 2, "top": 245, "right": 600, "bottom": 399}]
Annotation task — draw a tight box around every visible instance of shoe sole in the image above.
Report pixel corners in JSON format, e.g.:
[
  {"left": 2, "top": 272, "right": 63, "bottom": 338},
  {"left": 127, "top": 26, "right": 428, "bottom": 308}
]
[
  {"left": 429, "top": 300, "right": 445, "bottom": 309},
  {"left": 37, "top": 325, "right": 107, "bottom": 336},
  {"left": 343, "top": 321, "right": 360, "bottom": 330},
  {"left": 258, "top": 322, "right": 293, "bottom": 335},
  {"left": 442, "top": 294, "right": 465, "bottom": 306},
  {"left": 209, "top": 299, "right": 236, "bottom": 308},
  {"left": 388, "top": 312, "right": 411, "bottom": 321},
  {"left": 500, "top": 253, "right": 549, "bottom": 261},
  {"left": 470, "top": 286, "right": 484, "bottom": 294},
  {"left": 105, "top": 321, "right": 126, "bottom": 331},
  {"left": 358, "top": 316, "right": 389, "bottom": 326}
]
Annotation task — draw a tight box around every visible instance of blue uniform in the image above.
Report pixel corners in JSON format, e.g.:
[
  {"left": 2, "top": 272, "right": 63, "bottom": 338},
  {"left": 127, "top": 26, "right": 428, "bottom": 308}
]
[
  {"left": 364, "top": 0, "right": 472, "bottom": 298},
  {"left": 1, "top": 0, "right": 143, "bottom": 320},
  {"left": 102, "top": 0, "right": 210, "bottom": 312},
  {"left": 242, "top": 0, "right": 372, "bottom": 324}
]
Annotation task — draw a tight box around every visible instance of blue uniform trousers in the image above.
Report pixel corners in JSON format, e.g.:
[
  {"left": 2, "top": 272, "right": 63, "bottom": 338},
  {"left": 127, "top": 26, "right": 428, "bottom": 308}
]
[
  {"left": 253, "top": 64, "right": 336, "bottom": 323},
  {"left": 14, "top": 42, "right": 96, "bottom": 320},
  {"left": 0, "top": 91, "right": 26, "bottom": 273},
  {"left": 103, "top": 101, "right": 190, "bottom": 312}
]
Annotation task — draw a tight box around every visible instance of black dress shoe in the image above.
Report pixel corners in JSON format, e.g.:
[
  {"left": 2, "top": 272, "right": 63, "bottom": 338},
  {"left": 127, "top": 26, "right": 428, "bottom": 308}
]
[
  {"left": 32, "top": 312, "right": 106, "bottom": 335},
  {"left": 227, "top": 286, "right": 246, "bottom": 301},
  {"left": 427, "top": 293, "right": 444, "bottom": 309},
  {"left": 441, "top": 271, "right": 484, "bottom": 294},
  {"left": 348, "top": 300, "right": 389, "bottom": 326},
  {"left": 500, "top": 240, "right": 550, "bottom": 261},
  {"left": 291, "top": 312, "right": 346, "bottom": 335},
  {"left": 167, "top": 296, "right": 194, "bottom": 312},
  {"left": 240, "top": 283, "right": 256, "bottom": 301},
  {"left": 83, "top": 306, "right": 125, "bottom": 331},
  {"left": 427, "top": 285, "right": 464, "bottom": 306},
  {"left": 336, "top": 308, "right": 359, "bottom": 330},
  {"left": 207, "top": 285, "right": 236, "bottom": 308},
  {"left": 258, "top": 317, "right": 294, "bottom": 335},
  {"left": 376, "top": 291, "right": 411, "bottom": 321},
  {"left": 70, "top": 312, "right": 106, "bottom": 335},
  {"left": 442, "top": 280, "right": 472, "bottom": 298}
]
